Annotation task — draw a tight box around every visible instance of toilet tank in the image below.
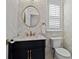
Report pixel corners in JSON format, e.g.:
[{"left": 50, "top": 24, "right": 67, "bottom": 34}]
[{"left": 50, "top": 37, "right": 63, "bottom": 48}]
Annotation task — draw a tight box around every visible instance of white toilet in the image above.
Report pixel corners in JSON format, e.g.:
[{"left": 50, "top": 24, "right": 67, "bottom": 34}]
[{"left": 50, "top": 37, "right": 71, "bottom": 59}]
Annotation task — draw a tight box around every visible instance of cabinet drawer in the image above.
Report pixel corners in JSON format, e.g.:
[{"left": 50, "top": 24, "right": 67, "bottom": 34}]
[{"left": 9, "top": 40, "right": 45, "bottom": 49}]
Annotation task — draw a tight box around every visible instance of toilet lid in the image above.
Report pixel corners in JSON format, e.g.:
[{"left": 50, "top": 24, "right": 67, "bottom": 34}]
[{"left": 55, "top": 48, "right": 71, "bottom": 57}]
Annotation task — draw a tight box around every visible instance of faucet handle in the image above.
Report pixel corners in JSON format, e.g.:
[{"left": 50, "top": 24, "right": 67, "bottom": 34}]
[
  {"left": 26, "top": 32, "right": 29, "bottom": 36},
  {"left": 30, "top": 31, "right": 32, "bottom": 36},
  {"left": 42, "top": 23, "right": 46, "bottom": 25},
  {"left": 33, "top": 33, "right": 35, "bottom": 36}
]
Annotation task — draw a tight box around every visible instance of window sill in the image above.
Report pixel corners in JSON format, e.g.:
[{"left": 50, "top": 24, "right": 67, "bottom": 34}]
[{"left": 46, "top": 29, "right": 63, "bottom": 32}]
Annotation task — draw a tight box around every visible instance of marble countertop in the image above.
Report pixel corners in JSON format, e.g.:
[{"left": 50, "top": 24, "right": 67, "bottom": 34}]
[
  {"left": 7, "top": 34, "right": 47, "bottom": 43},
  {"left": 7, "top": 33, "right": 63, "bottom": 43}
]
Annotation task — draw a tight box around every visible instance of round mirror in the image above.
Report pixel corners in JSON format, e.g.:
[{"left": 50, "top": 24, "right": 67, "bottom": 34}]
[{"left": 22, "top": 6, "right": 40, "bottom": 27}]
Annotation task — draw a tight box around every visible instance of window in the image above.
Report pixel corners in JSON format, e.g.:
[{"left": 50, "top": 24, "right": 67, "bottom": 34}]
[{"left": 47, "top": 0, "right": 62, "bottom": 31}]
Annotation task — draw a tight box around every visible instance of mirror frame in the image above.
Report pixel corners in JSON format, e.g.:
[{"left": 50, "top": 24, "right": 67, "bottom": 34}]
[{"left": 21, "top": 5, "right": 40, "bottom": 28}]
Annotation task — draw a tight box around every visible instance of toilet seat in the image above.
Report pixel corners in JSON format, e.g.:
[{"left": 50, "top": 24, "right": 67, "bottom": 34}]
[{"left": 55, "top": 48, "right": 71, "bottom": 57}]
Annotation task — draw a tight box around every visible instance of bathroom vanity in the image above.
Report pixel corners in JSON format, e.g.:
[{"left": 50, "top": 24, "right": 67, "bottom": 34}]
[
  {"left": 7, "top": 0, "right": 47, "bottom": 59},
  {"left": 8, "top": 40, "right": 45, "bottom": 59}
]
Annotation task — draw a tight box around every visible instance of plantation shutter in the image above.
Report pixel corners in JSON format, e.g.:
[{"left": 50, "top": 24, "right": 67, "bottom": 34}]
[{"left": 47, "top": 0, "right": 62, "bottom": 31}]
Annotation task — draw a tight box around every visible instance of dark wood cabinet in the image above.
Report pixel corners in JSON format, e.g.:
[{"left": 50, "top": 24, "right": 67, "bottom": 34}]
[
  {"left": 8, "top": 40, "right": 45, "bottom": 59},
  {"left": 31, "top": 48, "right": 45, "bottom": 59}
]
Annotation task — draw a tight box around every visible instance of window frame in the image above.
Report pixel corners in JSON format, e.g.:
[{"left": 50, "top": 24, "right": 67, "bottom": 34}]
[{"left": 46, "top": 0, "right": 64, "bottom": 32}]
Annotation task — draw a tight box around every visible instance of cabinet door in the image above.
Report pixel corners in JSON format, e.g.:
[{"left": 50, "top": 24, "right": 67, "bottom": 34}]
[
  {"left": 31, "top": 48, "right": 45, "bottom": 59},
  {"left": 13, "top": 47, "right": 28, "bottom": 59},
  {"left": 8, "top": 43, "right": 28, "bottom": 59}
]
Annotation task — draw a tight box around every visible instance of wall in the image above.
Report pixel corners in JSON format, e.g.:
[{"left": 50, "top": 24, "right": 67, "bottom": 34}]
[
  {"left": 6, "top": 0, "right": 48, "bottom": 39},
  {"left": 64, "top": 0, "right": 72, "bottom": 53},
  {"left": 6, "top": 0, "right": 19, "bottom": 39}
]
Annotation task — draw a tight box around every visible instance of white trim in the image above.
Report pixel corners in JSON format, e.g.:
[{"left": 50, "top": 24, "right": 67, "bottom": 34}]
[
  {"left": 46, "top": 0, "right": 64, "bottom": 32},
  {"left": 46, "top": 28, "right": 63, "bottom": 32}
]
